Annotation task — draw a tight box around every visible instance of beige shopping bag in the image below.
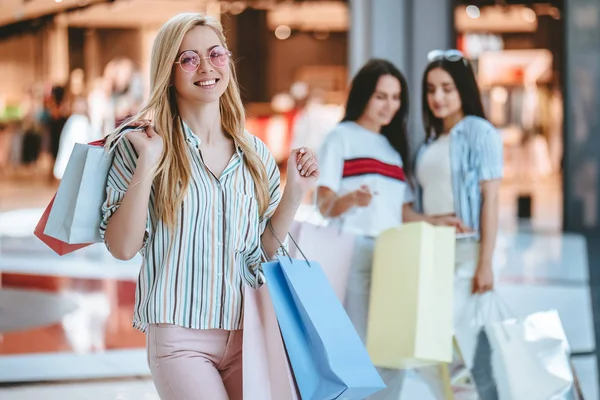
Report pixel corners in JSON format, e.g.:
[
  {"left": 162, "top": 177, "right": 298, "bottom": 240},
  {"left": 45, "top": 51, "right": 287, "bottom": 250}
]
[{"left": 367, "top": 222, "right": 455, "bottom": 369}]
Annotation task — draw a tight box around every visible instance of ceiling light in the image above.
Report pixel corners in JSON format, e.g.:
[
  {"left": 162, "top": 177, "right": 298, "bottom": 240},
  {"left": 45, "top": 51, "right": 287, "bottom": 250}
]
[
  {"left": 275, "top": 25, "right": 291, "bottom": 40},
  {"left": 466, "top": 5, "right": 481, "bottom": 19}
]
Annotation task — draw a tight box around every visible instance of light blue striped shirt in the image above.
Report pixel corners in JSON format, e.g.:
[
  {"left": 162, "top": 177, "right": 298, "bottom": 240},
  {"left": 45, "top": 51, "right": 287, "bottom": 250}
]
[
  {"left": 100, "top": 122, "right": 281, "bottom": 332},
  {"left": 414, "top": 116, "right": 503, "bottom": 233}
]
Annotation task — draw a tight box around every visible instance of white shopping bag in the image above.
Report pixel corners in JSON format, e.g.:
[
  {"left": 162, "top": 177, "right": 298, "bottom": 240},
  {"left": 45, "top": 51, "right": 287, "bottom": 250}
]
[
  {"left": 485, "top": 309, "right": 574, "bottom": 400},
  {"left": 454, "top": 294, "right": 499, "bottom": 399},
  {"left": 44, "top": 142, "right": 114, "bottom": 244}
]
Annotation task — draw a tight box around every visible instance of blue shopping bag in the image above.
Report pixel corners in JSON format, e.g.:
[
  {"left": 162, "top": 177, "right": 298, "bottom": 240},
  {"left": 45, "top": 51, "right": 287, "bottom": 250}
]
[{"left": 262, "top": 234, "right": 385, "bottom": 400}]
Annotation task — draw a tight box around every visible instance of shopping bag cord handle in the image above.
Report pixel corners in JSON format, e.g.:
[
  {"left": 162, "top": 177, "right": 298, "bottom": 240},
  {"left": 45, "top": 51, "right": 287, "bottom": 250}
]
[
  {"left": 102, "top": 124, "right": 147, "bottom": 154},
  {"left": 267, "top": 220, "right": 311, "bottom": 267}
]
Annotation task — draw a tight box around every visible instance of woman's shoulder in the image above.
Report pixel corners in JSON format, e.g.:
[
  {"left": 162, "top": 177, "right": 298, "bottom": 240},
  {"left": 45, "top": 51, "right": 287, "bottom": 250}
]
[
  {"left": 333, "top": 120, "right": 362, "bottom": 135},
  {"left": 244, "top": 131, "right": 274, "bottom": 163},
  {"left": 458, "top": 116, "right": 502, "bottom": 157},
  {"left": 322, "top": 121, "right": 357, "bottom": 144},
  {"left": 460, "top": 115, "right": 496, "bottom": 136}
]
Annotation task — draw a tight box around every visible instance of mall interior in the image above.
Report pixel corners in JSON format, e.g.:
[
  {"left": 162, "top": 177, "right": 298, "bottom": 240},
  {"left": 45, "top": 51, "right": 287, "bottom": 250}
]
[{"left": 1, "top": 0, "right": 600, "bottom": 398}]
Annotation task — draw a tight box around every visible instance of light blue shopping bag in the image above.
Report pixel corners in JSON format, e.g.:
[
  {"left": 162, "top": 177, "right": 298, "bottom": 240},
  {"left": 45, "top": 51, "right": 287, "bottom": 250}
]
[
  {"left": 43, "top": 127, "right": 135, "bottom": 245},
  {"left": 262, "top": 231, "right": 385, "bottom": 400},
  {"left": 44, "top": 142, "right": 114, "bottom": 244}
]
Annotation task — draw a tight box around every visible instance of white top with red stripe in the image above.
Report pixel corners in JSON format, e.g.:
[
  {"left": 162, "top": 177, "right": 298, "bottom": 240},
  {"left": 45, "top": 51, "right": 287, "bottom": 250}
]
[{"left": 317, "top": 121, "right": 413, "bottom": 237}]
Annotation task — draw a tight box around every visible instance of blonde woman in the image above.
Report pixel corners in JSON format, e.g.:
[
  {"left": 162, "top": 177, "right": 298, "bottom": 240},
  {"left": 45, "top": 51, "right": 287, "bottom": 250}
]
[{"left": 101, "top": 13, "right": 319, "bottom": 399}]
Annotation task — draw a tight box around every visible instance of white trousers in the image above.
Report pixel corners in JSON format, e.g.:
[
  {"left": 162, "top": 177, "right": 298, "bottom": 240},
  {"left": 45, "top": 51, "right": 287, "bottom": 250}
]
[
  {"left": 344, "top": 237, "right": 484, "bottom": 400},
  {"left": 344, "top": 236, "right": 406, "bottom": 400},
  {"left": 417, "top": 240, "right": 483, "bottom": 399}
]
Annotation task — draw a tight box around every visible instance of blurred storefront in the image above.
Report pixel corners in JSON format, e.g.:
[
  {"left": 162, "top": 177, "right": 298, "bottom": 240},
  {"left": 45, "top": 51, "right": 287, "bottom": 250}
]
[
  {"left": 453, "top": 1, "right": 565, "bottom": 231},
  {"left": 4, "top": 1, "right": 600, "bottom": 231},
  {"left": 0, "top": 0, "right": 350, "bottom": 178},
  {"left": 0, "top": 0, "right": 353, "bottom": 382},
  {"left": 2, "top": 0, "right": 600, "bottom": 393}
]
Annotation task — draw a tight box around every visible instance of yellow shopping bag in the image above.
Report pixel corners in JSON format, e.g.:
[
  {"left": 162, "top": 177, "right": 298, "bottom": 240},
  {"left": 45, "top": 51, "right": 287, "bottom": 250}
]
[{"left": 366, "top": 222, "right": 455, "bottom": 369}]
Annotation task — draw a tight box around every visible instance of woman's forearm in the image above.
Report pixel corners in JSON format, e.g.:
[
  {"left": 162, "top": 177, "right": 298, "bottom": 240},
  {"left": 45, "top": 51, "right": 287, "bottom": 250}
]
[
  {"left": 478, "top": 183, "right": 500, "bottom": 269},
  {"left": 403, "top": 204, "right": 435, "bottom": 223},
  {"left": 261, "top": 187, "right": 304, "bottom": 258},
  {"left": 104, "top": 158, "right": 154, "bottom": 260}
]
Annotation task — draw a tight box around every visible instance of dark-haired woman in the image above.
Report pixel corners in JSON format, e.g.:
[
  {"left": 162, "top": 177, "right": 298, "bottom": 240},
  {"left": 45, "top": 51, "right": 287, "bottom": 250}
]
[
  {"left": 414, "top": 50, "right": 503, "bottom": 398},
  {"left": 316, "top": 58, "right": 462, "bottom": 399}
]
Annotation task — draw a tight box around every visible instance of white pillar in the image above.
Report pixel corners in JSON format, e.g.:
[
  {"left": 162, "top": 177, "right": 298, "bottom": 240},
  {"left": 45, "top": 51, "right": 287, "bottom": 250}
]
[
  {"left": 140, "top": 27, "right": 159, "bottom": 99},
  {"left": 370, "top": 0, "right": 409, "bottom": 73},
  {"left": 84, "top": 28, "right": 101, "bottom": 88},
  {"left": 348, "top": 0, "right": 408, "bottom": 78},
  {"left": 348, "top": 0, "right": 370, "bottom": 78},
  {"left": 407, "top": 0, "right": 453, "bottom": 146},
  {"left": 348, "top": 0, "right": 452, "bottom": 148},
  {"left": 46, "top": 14, "right": 70, "bottom": 86}
]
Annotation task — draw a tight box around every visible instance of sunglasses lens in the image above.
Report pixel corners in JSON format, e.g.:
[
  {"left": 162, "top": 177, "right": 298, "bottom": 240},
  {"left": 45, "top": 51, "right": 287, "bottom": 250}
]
[
  {"left": 427, "top": 50, "right": 444, "bottom": 62},
  {"left": 179, "top": 51, "right": 200, "bottom": 72},
  {"left": 210, "top": 46, "right": 230, "bottom": 68},
  {"left": 427, "top": 49, "right": 466, "bottom": 64},
  {"left": 446, "top": 50, "right": 465, "bottom": 62}
]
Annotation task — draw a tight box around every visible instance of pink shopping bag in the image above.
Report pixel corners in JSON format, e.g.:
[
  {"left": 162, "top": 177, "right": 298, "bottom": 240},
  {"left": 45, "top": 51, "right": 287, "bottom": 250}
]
[
  {"left": 243, "top": 285, "right": 300, "bottom": 400},
  {"left": 288, "top": 220, "right": 355, "bottom": 303}
]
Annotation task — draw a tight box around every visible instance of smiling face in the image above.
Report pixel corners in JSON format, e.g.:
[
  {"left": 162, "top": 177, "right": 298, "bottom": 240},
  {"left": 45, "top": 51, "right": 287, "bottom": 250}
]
[
  {"left": 172, "top": 25, "right": 230, "bottom": 105},
  {"left": 360, "top": 74, "right": 402, "bottom": 128},
  {"left": 426, "top": 67, "right": 463, "bottom": 121}
]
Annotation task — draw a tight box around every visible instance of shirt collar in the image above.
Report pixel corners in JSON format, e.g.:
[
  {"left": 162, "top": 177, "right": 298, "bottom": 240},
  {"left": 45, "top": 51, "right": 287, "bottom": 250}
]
[{"left": 181, "top": 119, "right": 244, "bottom": 157}]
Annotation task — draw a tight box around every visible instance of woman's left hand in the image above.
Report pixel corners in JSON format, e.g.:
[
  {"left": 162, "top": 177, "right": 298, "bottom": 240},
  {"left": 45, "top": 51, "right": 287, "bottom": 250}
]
[
  {"left": 430, "top": 215, "right": 470, "bottom": 233},
  {"left": 472, "top": 261, "right": 494, "bottom": 294},
  {"left": 286, "top": 147, "right": 319, "bottom": 194}
]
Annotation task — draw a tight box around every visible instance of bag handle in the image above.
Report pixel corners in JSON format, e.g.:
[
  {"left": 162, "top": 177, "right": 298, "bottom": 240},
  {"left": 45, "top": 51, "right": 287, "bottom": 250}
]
[
  {"left": 101, "top": 124, "right": 156, "bottom": 188},
  {"left": 267, "top": 220, "right": 311, "bottom": 268},
  {"left": 101, "top": 124, "right": 147, "bottom": 153}
]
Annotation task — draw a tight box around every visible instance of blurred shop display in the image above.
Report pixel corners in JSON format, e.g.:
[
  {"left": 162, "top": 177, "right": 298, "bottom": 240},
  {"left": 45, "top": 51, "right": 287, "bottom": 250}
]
[
  {"left": 456, "top": 1, "right": 564, "bottom": 183},
  {"left": 245, "top": 65, "right": 347, "bottom": 165},
  {"left": 0, "top": 0, "right": 349, "bottom": 183},
  {"left": 0, "top": 57, "right": 143, "bottom": 179},
  {"left": 454, "top": 1, "right": 565, "bottom": 228},
  {"left": 474, "top": 50, "right": 560, "bottom": 181}
]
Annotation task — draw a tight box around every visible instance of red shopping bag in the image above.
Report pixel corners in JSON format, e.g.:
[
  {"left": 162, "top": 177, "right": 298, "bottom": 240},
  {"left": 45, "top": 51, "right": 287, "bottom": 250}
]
[
  {"left": 33, "top": 130, "right": 143, "bottom": 255},
  {"left": 33, "top": 138, "right": 107, "bottom": 255},
  {"left": 34, "top": 196, "right": 92, "bottom": 255}
]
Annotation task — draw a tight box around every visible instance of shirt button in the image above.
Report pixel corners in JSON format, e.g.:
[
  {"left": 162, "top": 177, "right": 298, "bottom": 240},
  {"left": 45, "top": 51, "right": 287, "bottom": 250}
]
[{"left": 217, "top": 241, "right": 223, "bottom": 246}]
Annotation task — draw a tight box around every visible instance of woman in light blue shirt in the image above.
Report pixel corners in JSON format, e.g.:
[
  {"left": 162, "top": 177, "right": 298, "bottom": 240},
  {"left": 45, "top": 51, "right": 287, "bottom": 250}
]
[
  {"left": 413, "top": 50, "right": 503, "bottom": 398},
  {"left": 415, "top": 50, "right": 503, "bottom": 294}
]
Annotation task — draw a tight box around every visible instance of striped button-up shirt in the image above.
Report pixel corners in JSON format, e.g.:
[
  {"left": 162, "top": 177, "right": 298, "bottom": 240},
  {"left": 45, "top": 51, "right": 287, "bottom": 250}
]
[
  {"left": 413, "top": 115, "right": 503, "bottom": 233},
  {"left": 100, "top": 121, "right": 281, "bottom": 332}
]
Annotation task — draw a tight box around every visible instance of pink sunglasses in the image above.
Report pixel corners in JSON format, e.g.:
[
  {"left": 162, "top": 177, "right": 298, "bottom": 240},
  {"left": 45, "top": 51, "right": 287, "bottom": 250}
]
[{"left": 174, "top": 46, "right": 232, "bottom": 72}]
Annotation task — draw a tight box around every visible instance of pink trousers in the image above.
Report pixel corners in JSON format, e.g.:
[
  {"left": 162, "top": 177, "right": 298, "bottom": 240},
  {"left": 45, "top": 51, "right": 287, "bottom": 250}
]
[{"left": 147, "top": 324, "right": 243, "bottom": 400}]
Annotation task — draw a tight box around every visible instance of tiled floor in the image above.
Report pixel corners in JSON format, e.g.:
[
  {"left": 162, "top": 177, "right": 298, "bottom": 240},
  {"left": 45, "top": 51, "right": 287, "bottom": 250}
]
[
  {"left": 1, "top": 175, "right": 597, "bottom": 399},
  {"left": 0, "top": 379, "right": 160, "bottom": 400}
]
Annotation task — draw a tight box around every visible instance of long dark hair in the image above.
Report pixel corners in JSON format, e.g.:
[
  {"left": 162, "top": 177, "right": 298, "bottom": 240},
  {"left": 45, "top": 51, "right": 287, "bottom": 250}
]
[
  {"left": 342, "top": 59, "right": 411, "bottom": 175},
  {"left": 422, "top": 57, "right": 486, "bottom": 140}
]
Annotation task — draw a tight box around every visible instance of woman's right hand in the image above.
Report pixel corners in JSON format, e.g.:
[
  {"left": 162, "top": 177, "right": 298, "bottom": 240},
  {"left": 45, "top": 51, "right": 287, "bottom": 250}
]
[
  {"left": 352, "top": 185, "right": 375, "bottom": 207},
  {"left": 124, "top": 122, "right": 164, "bottom": 169}
]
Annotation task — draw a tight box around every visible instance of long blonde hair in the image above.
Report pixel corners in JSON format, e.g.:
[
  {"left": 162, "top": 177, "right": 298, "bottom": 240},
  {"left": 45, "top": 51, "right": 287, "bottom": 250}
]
[{"left": 106, "top": 13, "right": 269, "bottom": 231}]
